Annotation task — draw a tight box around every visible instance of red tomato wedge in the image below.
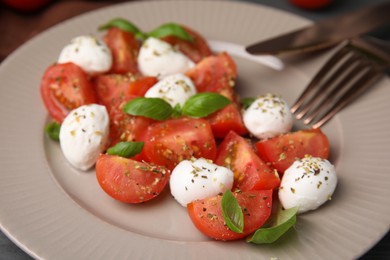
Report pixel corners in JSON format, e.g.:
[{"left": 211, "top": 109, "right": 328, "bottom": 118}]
[
  {"left": 186, "top": 52, "right": 237, "bottom": 101},
  {"left": 255, "top": 128, "right": 330, "bottom": 174},
  {"left": 187, "top": 190, "right": 273, "bottom": 241},
  {"left": 160, "top": 25, "right": 212, "bottom": 63},
  {"left": 93, "top": 74, "right": 157, "bottom": 111},
  {"left": 206, "top": 103, "right": 248, "bottom": 138},
  {"left": 215, "top": 131, "right": 280, "bottom": 191},
  {"left": 128, "top": 76, "right": 158, "bottom": 96},
  {"left": 141, "top": 117, "right": 217, "bottom": 170},
  {"left": 108, "top": 96, "right": 155, "bottom": 148},
  {"left": 96, "top": 154, "right": 170, "bottom": 203},
  {"left": 93, "top": 73, "right": 134, "bottom": 111},
  {"left": 40, "top": 62, "right": 97, "bottom": 123},
  {"left": 103, "top": 27, "right": 140, "bottom": 74}
]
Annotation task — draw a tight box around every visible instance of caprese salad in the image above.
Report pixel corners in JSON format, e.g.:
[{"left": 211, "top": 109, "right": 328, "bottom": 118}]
[{"left": 41, "top": 18, "right": 337, "bottom": 243}]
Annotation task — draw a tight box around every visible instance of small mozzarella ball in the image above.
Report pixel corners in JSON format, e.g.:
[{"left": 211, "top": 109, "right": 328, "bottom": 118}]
[
  {"left": 138, "top": 37, "right": 195, "bottom": 78},
  {"left": 278, "top": 156, "right": 337, "bottom": 214},
  {"left": 144, "top": 73, "right": 196, "bottom": 107},
  {"left": 170, "top": 158, "right": 234, "bottom": 207},
  {"left": 58, "top": 35, "right": 112, "bottom": 75},
  {"left": 243, "top": 93, "right": 293, "bottom": 139},
  {"left": 60, "top": 104, "right": 109, "bottom": 171}
]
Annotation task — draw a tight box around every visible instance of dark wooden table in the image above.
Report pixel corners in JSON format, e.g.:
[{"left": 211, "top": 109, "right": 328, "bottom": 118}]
[{"left": 0, "top": 0, "right": 389, "bottom": 259}]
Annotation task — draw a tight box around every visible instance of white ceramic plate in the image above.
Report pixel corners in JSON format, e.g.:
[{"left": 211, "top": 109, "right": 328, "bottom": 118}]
[{"left": 0, "top": 1, "right": 389, "bottom": 259}]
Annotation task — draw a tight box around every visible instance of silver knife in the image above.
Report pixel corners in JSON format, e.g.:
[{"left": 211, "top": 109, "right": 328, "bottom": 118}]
[{"left": 246, "top": 1, "right": 390, "bottom": 55}]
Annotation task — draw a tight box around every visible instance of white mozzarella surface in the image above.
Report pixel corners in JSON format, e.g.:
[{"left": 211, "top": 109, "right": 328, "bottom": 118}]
[
  {"left": 144, "top": 73, "right": 196, "bottom": 107},
  {"left": 58, "top": 35, "right": 112, "bottom": 75},
  {"left": 138, "top": 37, "right": 195, "bottom": 78},
  {"left": 60, "top": 104, "right": 109, "bottom": 171},
  {"left": 170, "top": 158, "right": 234, "bottom": 207},
  {"left": 243, "top": 93, "right": 293, "bottom": 139},
  {"left": 279, "top": 156, "right": 337, "bottom": 214}
]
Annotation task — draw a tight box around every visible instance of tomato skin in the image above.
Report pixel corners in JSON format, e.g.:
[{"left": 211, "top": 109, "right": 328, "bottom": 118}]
[
  {"left": 108, "top": 96, "right": 155, "bottom": 148},
  {"left": 141, "top": 117, "right": 217, "bottom": 170},
  {"left": 186, "top": 52, "right": 237, "bottom": 100},
  {"left": 187, "top": 190, "right": 272, "bottom": 241},
  {"left": 255, "top": 128, "right": 330, "bottom": 174},
  {"left": 161, "top": 25, "right": 212, "bottom": 63},
  {"left": 186, "top": 52, "right": 244, "bottom": 137},
  {"left": 2, "top": 0, "right": 51, "bottom": 12},
  {"left": 103, "top": 27, "right": 140, "bottom": 74},
  {"left": 128, "top": 76, "right": 157, "bottom": 96},
  {"left": 96, "top": 154, "right": 170, "bottom": 203},
  {"left": 40, "top": 62, "right": 97, "bottom": 123},
  {"left": 216, "top": 131, "right": 280, "bottom": 191},
  {"left": 93, "top": 73, "right": 133, "bottom": 111},
  {"left": 289, "top": 0, "right": 331, "bottom": 10},
  {"left": 206, "top": 103, "right": 248, "bottom": 138},
  {"left": 93, "top": 74, "right": 157, "bottom": 111}
]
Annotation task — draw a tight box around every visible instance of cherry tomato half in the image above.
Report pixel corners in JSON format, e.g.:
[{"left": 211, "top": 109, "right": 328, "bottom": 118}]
[
  {"left": 40, "top": 62, "right": 97, "bottom": 123},
  {"left": 96, "top": 154, "right": 170, "bottom": 203},
  {"left": 188, "top": 189, "right": 272, "bottom": 241}
]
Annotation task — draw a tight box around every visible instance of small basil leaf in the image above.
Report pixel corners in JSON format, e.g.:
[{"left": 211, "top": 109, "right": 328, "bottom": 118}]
[
  {"left": 148, "top": 23, "right": 193, "bottom": 41},
  {"left": 221, "top": 190, "right": 244, "bottom": 233},
  {"left": 45, "top": 122, "right": 61, "bottom": 141},
  {"left": 241, "top": 97, "right": 256, "bottom": 110},
  {"left": 247, "top": 206, "right": 298, "bottom": 244},
  {"left": 123, "top": 97, "right": 173, "bottom": 121},
  {"left": 182, "top": 93, "right": 230, "bottom": 118},
  {"left": 107, "top": 141, "right": 144, "bottom": 158},
  {"left": 98, "top": 18, "right": 145, "bottom": 37}
]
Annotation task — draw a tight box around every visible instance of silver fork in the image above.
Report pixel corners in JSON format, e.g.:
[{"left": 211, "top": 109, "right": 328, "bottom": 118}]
[{"left": 290, "top": 36, "right": 390, "bottom": 128}]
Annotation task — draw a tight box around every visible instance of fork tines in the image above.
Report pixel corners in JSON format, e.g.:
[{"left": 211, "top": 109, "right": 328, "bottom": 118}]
[{"left": 290, "top": 40, "right": 387, "bottom": 128}]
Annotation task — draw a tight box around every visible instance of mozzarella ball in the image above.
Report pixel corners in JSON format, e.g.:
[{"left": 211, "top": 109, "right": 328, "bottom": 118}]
[
  {"left": 278, "top": 156, "right": 337, "bottom": 214},
  {"left": 60, "top": 104, "right": 109, "bottom": 171},
  {"left": 144, "top": 73, "right": 196, "bottom": 107},
  {"left": 138, "top": 37, "right": 195, "bottom": 78},
  {"left": 170, "top": 158, "right": 234, "bottom": 207},
  {"left": 243, "top": 93, "right": 293, "bottom": 139},
  {"left": 58, "top": 35, "right": 112, "bottom": 75}
]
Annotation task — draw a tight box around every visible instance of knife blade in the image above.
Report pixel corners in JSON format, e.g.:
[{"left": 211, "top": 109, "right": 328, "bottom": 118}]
[{"left": 246, "top": 1, "right": 390, "bottom": 55}]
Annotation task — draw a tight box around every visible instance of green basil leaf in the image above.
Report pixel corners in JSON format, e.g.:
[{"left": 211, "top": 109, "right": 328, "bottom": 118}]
[
  {"left": 45, "top": 122, "right": 61, "bottom": 141},
  {"left": 107, "top": 141, "right": 144, "bottom": 158},
  {"left": 247, "top": 206, "right": 298, "bottom": 244},
  {"left": 182, "top": 92, "right": 230, "bottom": 118},
  {"left": 241, "top": 97, "right": 256, "bottom": 110},
  {"left": 221, "top": 190, "right": 244, "bottom": 233},
  {"left": 123, "top": 97, "right": 173, "bottom": 121},
  {"left": 98, "top": 18, "right": 145, "bottom": 38},
  {"left": 171, "top": 104, "right": 183, "bottom": 118},
  {"left": 148, "top": 23, "right": 193, "bottom": 41}
]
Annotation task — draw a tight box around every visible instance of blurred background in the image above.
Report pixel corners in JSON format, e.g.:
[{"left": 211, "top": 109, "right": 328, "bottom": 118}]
[{"left": 0, "top": 0, "right": 389, "bottom": 259}]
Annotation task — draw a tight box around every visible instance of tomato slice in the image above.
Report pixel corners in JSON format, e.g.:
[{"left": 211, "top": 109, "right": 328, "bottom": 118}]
[
  {"left": 187, "top": 189, "right": 272, "bottom": 241},
  {"left": 186, "top": 52, "right": 244, "bottom": 137},
  {"left": 93, "top": 73, "right": 133, "bottom": 111},
  {"left": 215, "top": 131, "right": 280, "bottom": 191},
  {"left": 206, "top": 103, "right": 248, "bottom": 138},
  {"left": 103, "top": 27, "right": 140, "bottom": 74},
  {"left": 40, "top": 62, "right": 97, "bottom": 123},
  {"left": 93, "top": 74, "right": 157, "bottom": 111},
  {"left": 108, "top": 96, "right": 155, "bottom": 148},
  {"left": 186, "top": 52, "right": 237, "bottom": 101},
  {"left": 255, "top": 128, "right": 330, "bottom": 174},
  {"left": 160, "top": 25, "right": 212, "bottom": 63},
  {"left": 128, "top": 76, "right": 158, "bottom": 96},
  {"left": 96, "top": 154, "right": 170, "bottom": 203},
  {"left": 141, "top": 117, "right": 217, "bottom": 170}
]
